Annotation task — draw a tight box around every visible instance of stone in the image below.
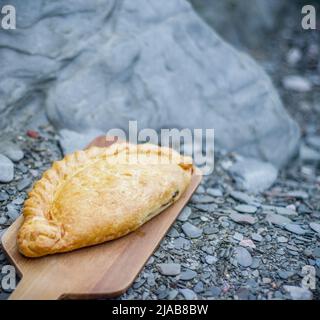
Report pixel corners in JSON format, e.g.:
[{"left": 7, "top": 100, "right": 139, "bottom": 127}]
[
  {"left": 193, "top": 281, "right": 204, "bottom": 293},
  {"left": 203, "top": 226, "right": 218, "bottom": 235},
  {"left": 0, "top": 154, "right": 14, "bottom": 183},
  {"left": 277, "top": 236, "right": 288, "bottom": 243},
  {"left": 236, "top": 287, "right": 250, "bottom": 300},
  {"left": 282, "top": 75, "right": 312, "bottom": 92},
  {"left": 0, "top": 216, "right": 7, "bottom": 224},
  {"left": 312, "top": 247, "right": 320, "bottom": 258},
  {"left": 205, "top": 255, "right": 217, "bottom": 265},
  {"left": 284, "top": 190, "right": 309, "bottom": 200},
  {"left": 0, "top": 192, "right": 9, "bottom": 202},
  {"left": 239, "top": 239, "right": 256, "bottom": 249},
  {"left": 6, "top": 203, "right": 20, "bottom": 221},
  {"left": 177, "top": 206, "right": 192, "bottom": 222},
  {"left": 157, "top": 263, "right": 181, "bottom": 276},
  {"left": 251, "top": 233, "right": 263, "bottom": 242},
  {"left": 17, "top": 178, "right": 32, "bottom": 191},
  {"left": 179, "top": 288, "right": 197, "bottom": 300},
  {"left": 310, "top": 222, "right": 320, "bottom": 234},
  {"left": 181, "top": 222, "right": 202, "bottom": 238},
  {"left": 228, "top": 158, "right": 278, "bottom": 193},
  {"left": 234, "top": 247, "right": 253, "bottom": 267},
  {"left": 300, "top": 144, "right": 320, "bottom": 163},
  {"left": 278, "top": 270, "right": 295, "bottom": 280},
  {"left": 180, "top": 269, "right": 197, "bottom": 281},
  {"left": 283, "top": 286, "right": 313, "bottom": 300},
  {"left": 206, "top": 188, "right": 223, "bottom": 197},
  {"left": 230, "top": 212, "right": 257, "bottom": 225},
  {"left": 210, "top": 286, "right": 221, "bottom": 298},
  {"left": 234, "top": 204, "right": 257, "bottom": 214},
  {"left": 284, "top": 224, "right": 306, "bottom": 235},
  {"left": 229, "top": 191, "right": 257, "bottom": 205},
  {"left": 58, "top": 129, "right": 106, "bottom": 155},
  {"left": 266, "top": 213, "right": 292, "bottom": 227},
  {"left": 168, "top": 289, "right": 178, "bottom": 300},
  {"left": 0, "top": 0, "right": 299, "bottom": 170},
  {"left": 174, "top": 237, "right": 191, "bottom": 250},
  {"left": 275, "top": 207, "right": 297, "bottom": 216},
  {"left": 286, "top": 48, "right": 302, "bottom": 66},
  {"left": 233, "top": 232, "right": 244, "bottom": 241},
  {"left": 0, "top": 141, "right": 24, "bottom": 162},
  {"left": 306, "top": 135, "right": 320, "bottom": 150}
]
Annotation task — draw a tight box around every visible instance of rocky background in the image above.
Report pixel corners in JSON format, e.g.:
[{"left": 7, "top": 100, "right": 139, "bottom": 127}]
[{"left": 0, "top": 0, "right": 319, "bottom": 300}]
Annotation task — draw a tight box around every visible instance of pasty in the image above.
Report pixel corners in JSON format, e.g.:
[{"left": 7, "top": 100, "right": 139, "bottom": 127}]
[{"left": 17, "top": 142, "right": 193, "bottom": 257}]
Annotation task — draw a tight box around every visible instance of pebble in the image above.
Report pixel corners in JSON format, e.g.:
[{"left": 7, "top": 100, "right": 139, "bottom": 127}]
[
  {"left": 275, "top": 207, "right": 297, "bottom": 216},
  {"left": 0, "top": 216, "right": 7, "bottom": 224},
  {"left": 181, "top": 222, "right": 202, "bottom": 238},
  {"left": 284, "top": 190, "right": 309, "bottom": 200},
  {"left": 206, "top": 188, "right": 223, "bottom": 197},
  {"left": 0, "top": 154, "right": 14, "bottom": 183},
  {"left": 234, "top": 204, "right": 257, "bottom": 214},
  {"left": 282, "top": 75, "right": 312, "bottom": 92},
  {"left": 6, "top": 203, "right": 20, "bottom": 221},
  {"left": 203, "top": 226, "right": 218, "bottom": 235},
  {"left": 236, "top": 287, "right": 250, "bottom": 300},
  {"left": 283, "top": 286, "right": 313, "bottom": 300},
  {"left": 179, "top": 288, "right": 197, "bottom": 300},
  {"left": 239, "top": 239, "right": 256, "bottom": 249},
  {"left": 0, "top": 141, "right": 24, "bottom": 162},
  {"left": 17, "top": 177, "right": 32, "bottom": 191},
  {"left": 157, "top": 263, "right": 181, "bottom": 276},
  {"left": 205, "top": 255, "right": 217, "bottom": 265},
  {"left": 278, "top": 270, "right": 295, "bottom": 280},
  {"left": 168, "top": 289, "right": 178, "bottom": 300},
  {"left": 230, "top": 212, "right": 257, "bottom": 225},
  {"left": 286, "top": 48, "right": 302, "bottom": 66},
  {"left": 174, "top": 237, "right": 190, "bottom": 250},
  {"left": 191, "top": 195, "right": 214, "bottom": 204},
  {"left": 284, "top": 224, "right": 306, "bottom": 235},
  {"left": 277, "top": 236, "right": 288, "bottom": 243},
  {"left": 306, "top": 135, "right": 320, "bottom": 150},
  {"left": 312, "top": 247, "right": 320, "bottom": 258},
  {"left": 250, "top": 258, "right": 260, "bottom": 269},
  {"left": 228, "top": 158, "right": 278, "bottom": 193},
  {"left": 229, "top": 191, "right": 257, "bottom": 205},
  {"left": 266, "top": 213, "right": 292, "bottom": 227},
  {"left": 0, "top": 192, "right": 9, "bottom": 202},
  {"left": 177, "top": 206, "right": 192, "bottom": 222},
  {"left": 210, "top": 286, "right": 221, "bottom": 298},
  {"left": 300, "top": 144, "right": 320, "bottom": 162},
  {"left": 251, "top": 233, "right": 263, "bottom": 242},
  {"left": 180, "top": 269, "right": 197, "bottom": 281},
  {"left": 167, "top": 227, "right": 179, "bottom": 238},
  {"left": 234, "top": 247, "right": 253, "bottom": 267},
  {"left": 193, "top": 281, "right": 204, "bottom": 293},
  {"left": 309, "top": 222, "right": 320, "bottom": 234},
  {"left": 233, "top": 232, "right": 244, "bottom": 241}
]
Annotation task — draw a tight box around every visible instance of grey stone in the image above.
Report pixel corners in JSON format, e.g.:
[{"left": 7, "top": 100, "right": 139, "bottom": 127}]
[
  {"left": 229, "top": 191, "right": 257, "bottom": 205},
  {"left": 177, "top": 206, "right": 192, "bottom": 222},
  {"left": 174, "top": 237, "right": 191, "bottom": 250},
  {"left": 236, "top": 287, "right": 250, "bottom": 300},
  {"left": 206, "top": 188, "right": 223, "bottom": 197},
  {"left": 300, "top": 144, "right": 320, "bottom": 163},
  {"left": 205, "top": 255, "right": 217, "bottom": 265},
  {"left": 266, "top": 213, "right": 292, "bottom": 227},
  {"left": 181, "top": 222, "right": 202, "bottom": 238},
  {"left": 282, "top": 75, "right": 312, "bottom": 92},
  {"left": 278, "top": 270, "right": 295, "bottom": 280},
  {"left": 250, "top": 258, "right": 260, "bottom": 269},
  {"left": 251, "top": 233, "right": 263, "bottom": 242},
  {"left": 229, "top": 158, "right": 278, "bottom": 193},
  {"left": 284, "top": 190, "right": 309, "bottom": 200},
  {"left": 313, "top": 247, "right": 320, "bottom": 258},
  {"left": 277, "top": 236, "right": 288, "bottom": 243},
  {"left": 230, "top": 212, "right": 257, "bottom": 225},
  {"left": 0, "top": 141, "right": 24, "bottom": 162},
  {"left": 310, "top": 222, "right": 320, "bottom": 234},
  {"left": 157, "top": 263, "right": 181, "bottom": 276},
  {"left": 180, "top": 269, "right": 197, "bottom": 280},
  {"left": 210, "top": 286, "right": 221, "bottom": 298},
  {"left": 168, "top": 289, "right": 178, "bottom": 300},
  {"left": 233, "top": 232, "right": 244, "bottom": 241},
  {"left": 284, "top": 224, "right": 306, "bottom": 235},
  {"left": 234, "top": 204, "right": 257, "bottom": 214},
  {"left": 203, "top": 226, "right": 218, "bottom": 235},
  {"left": 58, "top": 129, "right": 105, "bottom": 155},
  {"left": 275, "top": 207, "right": 297, "bottom": 216},
  {"left": 0, "top": 216, "right": 7, "bottom": 224},
  {"left": 306, "top": 135, "right": 320, "bottom": 150},
  {"left": 0, "top": 0, "right": 299, "bottom": 170},
  {"left": 193, "top": 281, "right": 204, "bottom": 293},
  {"left": 0, "top": 154, "right": 14, "bottom": 183},
  {"left": 179, "top": 288, "right": 197, "bottom": 300},
  {"left": 167, "top": 227, "right": 179, "bottom": 238},
  {"left": 283, "top": 286, "right": 313, "bottom": 300},
  {"left": 234, "top": 246, "right": 253, "bottom": 267},
  {"left": 0, "top": 192, "right": 9, "bottom": 202},
  {"left": 17, "top": 178, "right": 32, "bottom": 191},
  {"left": 6, "top": 203, "right": 20, "bottom": 221}
]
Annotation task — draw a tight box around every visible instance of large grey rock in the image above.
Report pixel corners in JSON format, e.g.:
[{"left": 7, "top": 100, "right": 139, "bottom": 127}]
[
  {"left": 189, "top": 0, "right": 285, "bottom": 49},
  {"left": 0, "top": 154, "right": 14, "bottom": 183},
  {"left": 0, "top": 0, "right": 300, "bottom": 168}
]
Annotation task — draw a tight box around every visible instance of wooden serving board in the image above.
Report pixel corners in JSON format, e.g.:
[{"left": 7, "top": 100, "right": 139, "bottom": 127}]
[{"left": 1, "top": 136, "right": 202, "bottom": 300}]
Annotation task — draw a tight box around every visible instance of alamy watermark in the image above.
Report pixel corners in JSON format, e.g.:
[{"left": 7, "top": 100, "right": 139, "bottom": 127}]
[
  {"left": 301, "top": 5, "right": 317, "bottom": 30},
  {"left": 0, "top": 265, "right": 16, "bottom": 291},
  {"left": 1, "top": 4, "right": 16, "bottom": 30}
]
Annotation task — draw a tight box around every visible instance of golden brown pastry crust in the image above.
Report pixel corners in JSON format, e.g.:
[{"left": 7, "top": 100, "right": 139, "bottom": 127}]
[{"left": 17, "top": 142, "right": 193, "bottom": 257}]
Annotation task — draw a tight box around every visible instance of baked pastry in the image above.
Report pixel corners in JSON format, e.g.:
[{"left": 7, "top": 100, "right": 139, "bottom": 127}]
[{"left": 17, "top": 142, "right": 193, "bottom": 257}]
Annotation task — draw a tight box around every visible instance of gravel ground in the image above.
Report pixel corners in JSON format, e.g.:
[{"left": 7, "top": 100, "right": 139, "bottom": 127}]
[{"left": 0, "top": 4, "right": 319, "bottom": 300}]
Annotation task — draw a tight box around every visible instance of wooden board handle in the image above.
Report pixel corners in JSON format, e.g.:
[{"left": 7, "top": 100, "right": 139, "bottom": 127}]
[{"left": 9, "top": 278, "right": 63, "bottom": 300}]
